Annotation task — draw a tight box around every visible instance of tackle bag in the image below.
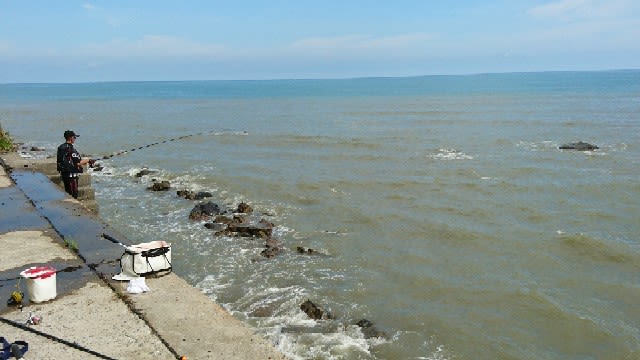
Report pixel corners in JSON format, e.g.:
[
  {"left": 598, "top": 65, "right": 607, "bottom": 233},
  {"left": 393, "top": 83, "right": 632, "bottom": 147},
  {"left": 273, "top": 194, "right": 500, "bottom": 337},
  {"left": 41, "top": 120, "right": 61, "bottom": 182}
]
[{"left": 112, "top": 241, "right": 172, "bottom": 281}]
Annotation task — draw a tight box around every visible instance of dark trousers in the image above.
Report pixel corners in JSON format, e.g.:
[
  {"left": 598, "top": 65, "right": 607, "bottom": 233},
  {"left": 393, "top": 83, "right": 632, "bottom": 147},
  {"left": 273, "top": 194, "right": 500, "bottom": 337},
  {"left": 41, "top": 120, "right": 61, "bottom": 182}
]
[{"left": 61, "top": 173, "right": 79, "bottom": 199}]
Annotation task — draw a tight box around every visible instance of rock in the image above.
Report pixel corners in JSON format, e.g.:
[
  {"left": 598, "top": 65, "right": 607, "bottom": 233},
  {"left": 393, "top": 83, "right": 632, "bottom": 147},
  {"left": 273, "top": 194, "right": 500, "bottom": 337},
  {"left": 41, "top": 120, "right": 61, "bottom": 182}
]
[
  {"left": 136, "top": 168, "right": 156, "bottom": 177},
  {"left": 227, "top": 218, "right": 273, "bottom": 238},
  {"left": 559, "top": 141, "right": 599, "bottom": 151},
  {"left": 204, "top": 222, "right": 226, "bottom": 231},
  {"left": 260, "top": 247, "right": 283, "bottom": 258},
  {"left": 189, "top": 201, "right": 222, "bottom": 221},
  {"left": 214, "top": 215, "right": 233, "bottom": 224},
  {"left": 261, "top": 238, "right": 284, "bottom": 259},
  {"left": 30, "top": 146, "right": 46, "bottom": 151},
  {"left": 300, "top": 300, "right": 332, "bottom": 320},
  {"left": 236, "top": 202, "right": 253, "bottom": 214},
  {"left": 147, "top": 180, "right": 170, "bottom": 191},
  {"left": 177, "top": 190, "right": 213, "bottom": 200},
  {"left": 355, "top": 319, "right": 387, "bottom": 339},
  {"left": 296, "top": 246, "right": 323, "bottom": 255}
]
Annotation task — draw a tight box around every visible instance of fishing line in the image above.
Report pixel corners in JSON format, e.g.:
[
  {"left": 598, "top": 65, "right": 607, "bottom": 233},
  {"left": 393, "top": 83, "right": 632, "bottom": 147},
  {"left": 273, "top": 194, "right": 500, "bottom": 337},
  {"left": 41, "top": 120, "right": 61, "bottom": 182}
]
[{"left": 97, "top": 129, "right": 246, "bottom": 161}]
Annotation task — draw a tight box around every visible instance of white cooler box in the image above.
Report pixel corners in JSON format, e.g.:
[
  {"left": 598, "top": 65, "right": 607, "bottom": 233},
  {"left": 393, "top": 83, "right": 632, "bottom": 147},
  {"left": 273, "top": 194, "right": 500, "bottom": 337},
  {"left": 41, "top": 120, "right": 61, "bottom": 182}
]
[{"left": 112, "top": 241, "right": 172, "bottom": 281}]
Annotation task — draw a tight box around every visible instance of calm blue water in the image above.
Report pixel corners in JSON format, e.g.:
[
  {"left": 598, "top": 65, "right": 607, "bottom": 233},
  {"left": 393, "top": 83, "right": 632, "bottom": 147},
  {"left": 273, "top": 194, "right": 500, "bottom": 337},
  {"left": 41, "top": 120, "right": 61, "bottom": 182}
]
[{"left": 1, "top": 71, "right": 639, "bottom": 360}]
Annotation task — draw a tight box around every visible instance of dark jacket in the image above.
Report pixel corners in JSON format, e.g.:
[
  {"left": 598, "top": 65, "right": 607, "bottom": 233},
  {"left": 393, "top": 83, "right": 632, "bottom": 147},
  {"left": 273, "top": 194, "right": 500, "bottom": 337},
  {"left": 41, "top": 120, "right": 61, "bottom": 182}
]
[{"left": 57, "top": 143, "right": 82, "bottom": 173}]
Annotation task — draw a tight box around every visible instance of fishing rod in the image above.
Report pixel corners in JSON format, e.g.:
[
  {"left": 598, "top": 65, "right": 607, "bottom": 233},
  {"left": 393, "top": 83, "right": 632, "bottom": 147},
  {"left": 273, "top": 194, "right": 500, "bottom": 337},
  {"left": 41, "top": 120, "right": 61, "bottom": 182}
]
[{"left": 96, "top": 129, "right": 247, "bottom": 161}]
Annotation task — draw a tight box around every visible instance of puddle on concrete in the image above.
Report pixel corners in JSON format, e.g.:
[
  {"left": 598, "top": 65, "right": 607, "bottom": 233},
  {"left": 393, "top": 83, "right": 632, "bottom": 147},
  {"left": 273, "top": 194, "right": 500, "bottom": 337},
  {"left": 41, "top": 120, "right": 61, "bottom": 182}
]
[{"left": 0, "top": 260, "right": 94, "bottom": 314}]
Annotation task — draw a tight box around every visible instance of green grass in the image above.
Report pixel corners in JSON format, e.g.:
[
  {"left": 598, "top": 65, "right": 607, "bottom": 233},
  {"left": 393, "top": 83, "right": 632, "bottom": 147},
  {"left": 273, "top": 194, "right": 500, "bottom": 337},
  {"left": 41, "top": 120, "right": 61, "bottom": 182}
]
[{"left": 0, "top": 123, "right": 15, "bottom": 152}]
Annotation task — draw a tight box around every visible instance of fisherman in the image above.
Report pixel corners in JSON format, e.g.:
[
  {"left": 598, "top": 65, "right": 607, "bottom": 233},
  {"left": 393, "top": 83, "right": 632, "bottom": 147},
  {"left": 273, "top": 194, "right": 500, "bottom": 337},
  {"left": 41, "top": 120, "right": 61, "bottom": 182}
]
[{"left": 56, "top": 130, "right": 94, "bottom": 198}]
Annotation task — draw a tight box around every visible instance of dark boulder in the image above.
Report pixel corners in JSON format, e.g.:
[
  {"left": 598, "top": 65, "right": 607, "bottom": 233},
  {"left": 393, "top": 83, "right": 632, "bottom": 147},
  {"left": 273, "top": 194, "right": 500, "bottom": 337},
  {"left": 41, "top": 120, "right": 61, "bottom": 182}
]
[
  {"left": 300, "top": 300, "right": 333, "bottom": 320},
  {"left": 559, "top": 141, "right": 599, "bottom": 151},
  {"left": 189, "top": 201, "right": 222, "bottom": 221},
  {"left": 355, "top": 319, "right": 387, "bottom": 339},
  {"left": 147, "top": 180, "right": 170, "bottom": 191}
]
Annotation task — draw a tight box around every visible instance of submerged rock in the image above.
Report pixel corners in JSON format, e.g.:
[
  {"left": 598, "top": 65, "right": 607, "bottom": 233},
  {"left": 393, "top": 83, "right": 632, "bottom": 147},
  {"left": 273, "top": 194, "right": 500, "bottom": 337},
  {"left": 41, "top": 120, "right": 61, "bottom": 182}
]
[
  {"left": 296, "top": 246, "right": 324, "bottom": 255},
  {"left": 177, "top": 190, "right": 213, "bottom": 200},
  {"left": 260, "top": 246, "right": 283, "bottom": 258},
  {"left": 355, "top": 319, "right": 387, "bottom": 339},
  {"left": 147, "top": 180, "right": 170, "bottom": 191},
  {"left": 136, "top": 168, "right": 157, "bottom": 177},
  {"left": 559, "top": 141, "right": 599, "bottom": 151},
  {"left": 203, "top": 222, "right": 226, "bottom": 231},
  {"left": 261, "top": 237, "right": 284, "bottom": 258}
]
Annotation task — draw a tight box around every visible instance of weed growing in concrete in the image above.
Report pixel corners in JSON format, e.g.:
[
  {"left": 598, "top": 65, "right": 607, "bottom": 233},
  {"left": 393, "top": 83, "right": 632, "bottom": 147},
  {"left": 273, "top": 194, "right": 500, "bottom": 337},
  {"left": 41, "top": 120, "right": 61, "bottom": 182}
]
[{"left": 64, "top": 237, "right": 79, "bottom": 252}]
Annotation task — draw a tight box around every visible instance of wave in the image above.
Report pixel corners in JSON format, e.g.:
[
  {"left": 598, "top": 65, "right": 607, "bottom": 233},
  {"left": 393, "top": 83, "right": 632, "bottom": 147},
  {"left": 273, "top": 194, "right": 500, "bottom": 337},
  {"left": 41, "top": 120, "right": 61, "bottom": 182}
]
[{"left": 556, "top": 232, "right": 640, "bottom": 268}]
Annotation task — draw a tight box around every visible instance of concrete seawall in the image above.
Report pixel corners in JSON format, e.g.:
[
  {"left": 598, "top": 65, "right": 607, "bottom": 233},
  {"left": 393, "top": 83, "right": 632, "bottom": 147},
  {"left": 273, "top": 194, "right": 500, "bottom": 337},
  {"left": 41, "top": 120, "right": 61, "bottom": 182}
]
[{"left": 0, "top": 151, "right": 286, "bottom": 360}]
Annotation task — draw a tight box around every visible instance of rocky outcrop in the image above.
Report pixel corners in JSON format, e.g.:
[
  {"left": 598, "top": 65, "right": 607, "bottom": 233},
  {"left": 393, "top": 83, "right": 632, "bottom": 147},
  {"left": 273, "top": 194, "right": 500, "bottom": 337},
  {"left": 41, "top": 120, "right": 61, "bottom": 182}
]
[{"left": 559, "top": 141, "right": 599, "bottom": 151}]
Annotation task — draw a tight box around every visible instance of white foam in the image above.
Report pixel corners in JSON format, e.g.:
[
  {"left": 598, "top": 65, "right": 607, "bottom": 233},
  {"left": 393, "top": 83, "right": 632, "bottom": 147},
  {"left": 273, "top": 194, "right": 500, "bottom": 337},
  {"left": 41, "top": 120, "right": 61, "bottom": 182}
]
[{"left": 429, "top": 148, "right": 473, "bottom": 160}]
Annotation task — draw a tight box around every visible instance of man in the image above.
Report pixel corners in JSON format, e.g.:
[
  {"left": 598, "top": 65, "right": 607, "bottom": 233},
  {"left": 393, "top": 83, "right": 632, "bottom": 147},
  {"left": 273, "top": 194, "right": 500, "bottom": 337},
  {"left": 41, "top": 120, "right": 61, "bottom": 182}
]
[{"left": 56, "top": 130, "right": 94, "bottom": 198}]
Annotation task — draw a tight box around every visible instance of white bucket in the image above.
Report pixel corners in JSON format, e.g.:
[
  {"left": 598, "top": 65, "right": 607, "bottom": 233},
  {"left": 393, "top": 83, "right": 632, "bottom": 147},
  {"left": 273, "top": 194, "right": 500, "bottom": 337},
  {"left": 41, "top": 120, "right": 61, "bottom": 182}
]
[{"left": 20, "top": 266, "right": 57, "bottom": 303}]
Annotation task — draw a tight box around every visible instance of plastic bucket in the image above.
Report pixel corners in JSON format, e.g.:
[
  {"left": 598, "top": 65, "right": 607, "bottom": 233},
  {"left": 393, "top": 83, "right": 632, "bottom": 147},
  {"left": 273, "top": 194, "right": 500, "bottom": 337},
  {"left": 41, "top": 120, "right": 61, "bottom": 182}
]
[{"left": 20, "top": 266, "right": 57, "bottom": 303}]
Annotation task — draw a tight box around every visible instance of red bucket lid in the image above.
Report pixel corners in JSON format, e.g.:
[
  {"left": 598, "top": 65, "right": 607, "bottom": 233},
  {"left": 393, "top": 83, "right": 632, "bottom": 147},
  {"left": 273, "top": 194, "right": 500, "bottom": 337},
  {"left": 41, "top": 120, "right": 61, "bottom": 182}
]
[{"left": 20, "top": 266, "right": 57, "bottom": 279}]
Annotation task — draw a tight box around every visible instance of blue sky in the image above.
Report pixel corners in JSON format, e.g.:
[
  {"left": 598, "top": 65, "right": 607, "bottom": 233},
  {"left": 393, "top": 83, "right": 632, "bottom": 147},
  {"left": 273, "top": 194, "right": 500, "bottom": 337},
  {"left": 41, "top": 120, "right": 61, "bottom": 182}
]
[{"left": 1, "top": 0, "right": 639, "bottom": 82}]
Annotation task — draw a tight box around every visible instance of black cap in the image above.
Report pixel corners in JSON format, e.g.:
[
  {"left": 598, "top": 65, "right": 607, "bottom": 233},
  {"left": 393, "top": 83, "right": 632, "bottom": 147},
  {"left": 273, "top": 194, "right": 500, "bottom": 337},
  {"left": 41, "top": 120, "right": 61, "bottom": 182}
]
[{"left": 64, "top": 130, "right": 79, "bottom": 139}]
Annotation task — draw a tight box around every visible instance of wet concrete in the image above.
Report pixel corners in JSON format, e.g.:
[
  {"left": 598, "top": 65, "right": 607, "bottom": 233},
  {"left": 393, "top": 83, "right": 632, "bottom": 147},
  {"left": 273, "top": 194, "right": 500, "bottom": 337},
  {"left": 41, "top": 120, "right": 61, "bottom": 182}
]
[
  {"left": 10, "top": 170, "right": 123, "bottom": 270},
  {"left": 0, "top": 185, "right": 49, "bottom": 233},
  {"left": 0, "top": 169, "right": 126, "bottom": 314}
]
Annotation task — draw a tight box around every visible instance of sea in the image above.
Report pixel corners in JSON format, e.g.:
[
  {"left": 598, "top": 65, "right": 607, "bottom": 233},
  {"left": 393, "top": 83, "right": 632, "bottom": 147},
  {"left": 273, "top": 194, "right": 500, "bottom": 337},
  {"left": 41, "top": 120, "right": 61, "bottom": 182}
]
[{"left": 1, "top": 70, "right": 638, "bottom": 360}]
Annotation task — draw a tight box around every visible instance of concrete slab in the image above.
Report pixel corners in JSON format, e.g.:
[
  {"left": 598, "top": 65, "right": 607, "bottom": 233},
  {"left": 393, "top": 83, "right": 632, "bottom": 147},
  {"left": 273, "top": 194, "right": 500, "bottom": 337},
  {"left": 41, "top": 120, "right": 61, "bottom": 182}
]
[
  {"left": 0, "top": 281, "right": 176, "bottom": 360},
  {"left": 0, "top": 230, "right": 76, "bottom": 271},
  {"left": 115, "top": 274, "right": 286, "bottom": 360}
]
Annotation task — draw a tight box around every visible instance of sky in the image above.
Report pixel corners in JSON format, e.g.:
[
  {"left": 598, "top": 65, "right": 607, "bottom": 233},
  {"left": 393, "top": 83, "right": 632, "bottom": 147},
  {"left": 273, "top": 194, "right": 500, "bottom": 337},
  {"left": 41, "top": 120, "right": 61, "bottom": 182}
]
[{"left": 1, "top": 0, "right": 639, "bottom": 83}]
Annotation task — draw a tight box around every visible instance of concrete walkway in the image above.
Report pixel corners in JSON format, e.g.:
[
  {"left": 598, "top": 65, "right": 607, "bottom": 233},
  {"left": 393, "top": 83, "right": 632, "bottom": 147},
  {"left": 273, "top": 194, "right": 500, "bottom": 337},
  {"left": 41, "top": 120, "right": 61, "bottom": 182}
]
[{"left": 0, "top": 153, "right": 286, "bottom": 360}]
